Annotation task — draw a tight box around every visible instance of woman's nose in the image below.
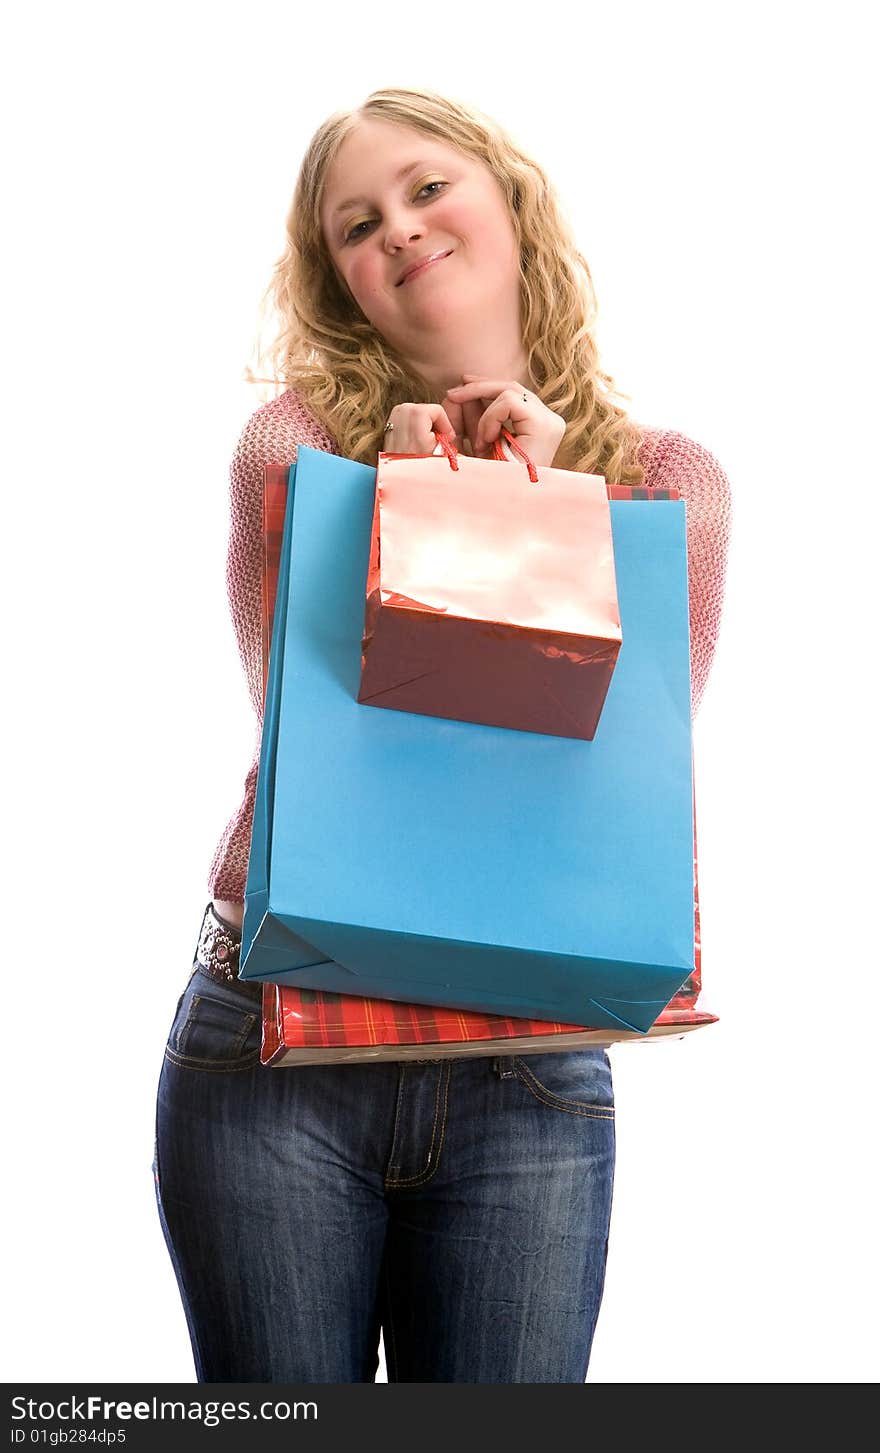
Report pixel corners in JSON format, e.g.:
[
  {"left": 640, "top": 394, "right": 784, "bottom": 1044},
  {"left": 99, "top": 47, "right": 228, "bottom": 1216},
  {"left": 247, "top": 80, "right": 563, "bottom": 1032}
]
[{"left": 383, "top": 216, "right": 427, "bottom": 253}]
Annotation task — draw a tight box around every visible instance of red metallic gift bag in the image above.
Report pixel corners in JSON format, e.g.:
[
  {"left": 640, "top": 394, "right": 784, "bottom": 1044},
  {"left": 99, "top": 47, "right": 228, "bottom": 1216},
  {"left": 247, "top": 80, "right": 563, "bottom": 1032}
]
[
  {"left": 357, "top": 429, "right": 622, "bottom": 740},
  {"left": 257, "top": 461, "right": 715, "bottom": 1066}
]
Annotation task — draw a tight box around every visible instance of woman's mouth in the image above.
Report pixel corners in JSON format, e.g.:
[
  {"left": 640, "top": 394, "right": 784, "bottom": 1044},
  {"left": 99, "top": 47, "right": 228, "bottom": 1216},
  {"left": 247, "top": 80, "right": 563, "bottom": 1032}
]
[{"left": 398, "top": 250, "right": 453, "bottom": 286}]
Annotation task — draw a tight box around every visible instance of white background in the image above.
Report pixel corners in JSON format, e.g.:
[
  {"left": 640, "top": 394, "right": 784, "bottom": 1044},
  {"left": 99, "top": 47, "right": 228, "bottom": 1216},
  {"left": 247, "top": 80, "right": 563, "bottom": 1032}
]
[{"left": 3, "top": 0, "right": 877, "bottom": 1384}]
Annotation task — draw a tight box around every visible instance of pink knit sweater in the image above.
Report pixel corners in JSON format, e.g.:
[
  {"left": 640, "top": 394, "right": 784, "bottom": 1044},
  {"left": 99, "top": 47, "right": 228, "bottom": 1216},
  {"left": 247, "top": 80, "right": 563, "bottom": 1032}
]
[{"left": 207, "top": 389, "right": 731, "bottom": 903}]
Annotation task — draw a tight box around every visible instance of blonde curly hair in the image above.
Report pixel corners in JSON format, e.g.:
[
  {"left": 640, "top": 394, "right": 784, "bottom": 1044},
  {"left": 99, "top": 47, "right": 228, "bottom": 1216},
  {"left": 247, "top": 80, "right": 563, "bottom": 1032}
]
[{"left": 246, "top": 86, "right": 645, "bottom": 486}]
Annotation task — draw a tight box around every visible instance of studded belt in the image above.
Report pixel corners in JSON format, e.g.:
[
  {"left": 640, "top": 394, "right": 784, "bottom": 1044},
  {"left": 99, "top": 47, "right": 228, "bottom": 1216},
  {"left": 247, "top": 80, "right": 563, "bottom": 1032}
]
[{"left": 194, "top": 902, "right": 261, "bottom": 1000}]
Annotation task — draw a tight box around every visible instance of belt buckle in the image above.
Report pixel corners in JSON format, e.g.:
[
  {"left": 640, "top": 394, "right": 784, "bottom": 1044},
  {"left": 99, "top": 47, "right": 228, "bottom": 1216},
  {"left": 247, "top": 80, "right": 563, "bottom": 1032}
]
[{"left": 196, "top": 903, "right": 242, "bottom": 985}]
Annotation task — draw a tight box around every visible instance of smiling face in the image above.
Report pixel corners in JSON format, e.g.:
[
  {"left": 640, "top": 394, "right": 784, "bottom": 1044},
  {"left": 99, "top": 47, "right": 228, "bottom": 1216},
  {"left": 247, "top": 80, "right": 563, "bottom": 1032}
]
[{"left": 319, "top": 118, "right": 523, "bottom": 358}]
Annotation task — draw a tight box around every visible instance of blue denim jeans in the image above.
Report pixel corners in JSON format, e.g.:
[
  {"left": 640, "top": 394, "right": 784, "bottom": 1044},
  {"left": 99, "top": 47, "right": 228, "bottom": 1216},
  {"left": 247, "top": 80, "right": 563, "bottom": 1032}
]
[{"left": 153, "top": 955, "right": 616, "bottom": 1383}]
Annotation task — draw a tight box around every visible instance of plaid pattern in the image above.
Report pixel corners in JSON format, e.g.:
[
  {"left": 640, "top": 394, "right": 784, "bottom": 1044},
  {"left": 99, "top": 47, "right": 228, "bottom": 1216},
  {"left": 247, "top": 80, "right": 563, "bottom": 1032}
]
[
  {"left": 606, "top": 484, "right": 679, "bottom": 500},
  {"left": 260, "top": 982, "right": 716, "bottom": 1065},
  {"left": 259, "top": 465, "right": 711, "bottom": 1064},
  {"left": 266, "top": 990, "right": 590, "bottom": 1051}
]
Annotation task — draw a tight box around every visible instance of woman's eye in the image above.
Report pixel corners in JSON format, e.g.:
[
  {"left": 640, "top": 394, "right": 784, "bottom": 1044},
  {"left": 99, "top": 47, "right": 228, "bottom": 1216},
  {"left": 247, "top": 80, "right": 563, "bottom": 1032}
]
[{"left": 343, "top": 182, "right": 447, "bottom": 244}]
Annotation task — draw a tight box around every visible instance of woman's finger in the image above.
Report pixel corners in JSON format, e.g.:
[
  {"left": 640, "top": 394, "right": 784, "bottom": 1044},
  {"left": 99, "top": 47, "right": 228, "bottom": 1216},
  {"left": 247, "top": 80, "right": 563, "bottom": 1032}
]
[
  {"left": 429, "top": 406, "right": 457, "bottom": 444},
  {"left": 471, "top": 389, "right": 534, "bottom": 448},
  {"left": 439, "top": 397, "right": 466, "bottom": 443},
  {"left": 448, "top": 381, "right": 535, "bottom": 453},
  {"left": 384, "top": 403, "right": 458, "bottom": 455}
]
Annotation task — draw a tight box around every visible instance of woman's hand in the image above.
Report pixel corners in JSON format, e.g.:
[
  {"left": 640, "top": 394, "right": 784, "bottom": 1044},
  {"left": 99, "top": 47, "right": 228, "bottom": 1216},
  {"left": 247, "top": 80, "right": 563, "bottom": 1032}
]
[
  {"left": 381, "top": 401, "right": 461, "bottom": 456},
  {"left": 381, "top": 378, "right": 566, "bottom": 466},
  {"left": 445, "top": 375, "right": 567, "bottom": 467}
]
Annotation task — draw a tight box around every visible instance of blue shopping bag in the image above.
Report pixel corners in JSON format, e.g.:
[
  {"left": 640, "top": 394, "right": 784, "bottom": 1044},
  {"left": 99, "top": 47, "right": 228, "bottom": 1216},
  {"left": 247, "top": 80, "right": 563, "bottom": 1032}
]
[{"left": 240, "top": 446, "right": 694, "bottom": 1034}]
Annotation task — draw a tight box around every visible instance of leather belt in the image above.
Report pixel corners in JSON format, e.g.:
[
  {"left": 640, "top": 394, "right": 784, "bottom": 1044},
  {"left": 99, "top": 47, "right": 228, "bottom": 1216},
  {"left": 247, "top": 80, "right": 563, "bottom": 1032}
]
[{"left": 194, "top": 902, "right": 262, "bottom": 1000}]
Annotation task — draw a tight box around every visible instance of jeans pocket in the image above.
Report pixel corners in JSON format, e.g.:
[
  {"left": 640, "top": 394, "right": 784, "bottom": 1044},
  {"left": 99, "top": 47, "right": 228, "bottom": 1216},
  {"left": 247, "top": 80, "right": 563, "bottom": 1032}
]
[
  {"left": 512, "top": 1050, "right": 615, "bottom": 1117},
  {"left": 164, "top": 969, "right": 262, "bottom": 1072}
]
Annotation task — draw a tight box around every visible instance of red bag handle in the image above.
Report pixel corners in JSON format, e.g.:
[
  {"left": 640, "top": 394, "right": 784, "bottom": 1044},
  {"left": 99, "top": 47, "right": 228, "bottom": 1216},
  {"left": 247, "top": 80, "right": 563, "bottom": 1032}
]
[
  {"left": 384, "top": 426, "right": 540, "bottom": 483},
  {"left": 488, "top": 427, "right": 539, "bottom": 483}
]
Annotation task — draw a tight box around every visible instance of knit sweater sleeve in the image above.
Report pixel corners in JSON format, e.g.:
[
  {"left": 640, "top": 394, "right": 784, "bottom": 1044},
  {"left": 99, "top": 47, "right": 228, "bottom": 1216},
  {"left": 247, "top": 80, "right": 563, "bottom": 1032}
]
[
  {"left": 206, "top": 390, "right": 337, "bottom": 903},
  {"left": 638, "top": 427, "right": 732, "bottom": 717}
]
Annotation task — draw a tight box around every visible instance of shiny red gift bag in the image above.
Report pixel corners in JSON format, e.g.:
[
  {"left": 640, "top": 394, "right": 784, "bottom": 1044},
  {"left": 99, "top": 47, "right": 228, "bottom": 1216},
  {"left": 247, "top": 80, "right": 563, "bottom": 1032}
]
[{"left": 357, "top": 429, "right": 622, "bottom": 740}]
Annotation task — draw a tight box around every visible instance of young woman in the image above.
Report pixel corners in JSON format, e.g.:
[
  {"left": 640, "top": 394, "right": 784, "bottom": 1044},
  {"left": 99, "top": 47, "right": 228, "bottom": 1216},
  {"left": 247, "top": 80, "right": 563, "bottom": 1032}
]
[{"left": 153, "top": 87, "right": 731, "bottom": 1384}]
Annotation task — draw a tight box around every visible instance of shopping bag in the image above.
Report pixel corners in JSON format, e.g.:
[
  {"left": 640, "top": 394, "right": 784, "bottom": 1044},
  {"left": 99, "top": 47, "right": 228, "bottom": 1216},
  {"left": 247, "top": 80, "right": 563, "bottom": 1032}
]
[
  {"left": 358, "top": 429, "right": 621, "bottom": 740},
  {"left": 240, "top": 445, "right": 694, "bottom": 1034},
  {"left": 256, "top": 462, "right": 714, "bottom": 1063},
  {"left": 257, "top": 846, "right": 714, "bottom": 1065},
  {"left": 256, "top": 798, "right": 712, "bottom": 1064},
  {"left": 260, "top": 981, "right": 717, "bottom": 1065}
]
